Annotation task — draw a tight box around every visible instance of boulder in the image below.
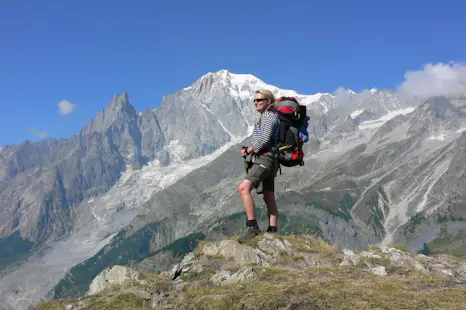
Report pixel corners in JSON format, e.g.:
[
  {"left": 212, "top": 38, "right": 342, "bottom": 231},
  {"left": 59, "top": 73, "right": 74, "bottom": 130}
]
[{"left": 88, "top": 265, "right": 141, "bottom": 295}]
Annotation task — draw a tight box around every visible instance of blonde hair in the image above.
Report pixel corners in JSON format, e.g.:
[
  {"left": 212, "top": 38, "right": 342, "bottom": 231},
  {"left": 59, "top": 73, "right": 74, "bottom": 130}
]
[{"left": 255, "top": 89, "right": 275, "bottom": 110}]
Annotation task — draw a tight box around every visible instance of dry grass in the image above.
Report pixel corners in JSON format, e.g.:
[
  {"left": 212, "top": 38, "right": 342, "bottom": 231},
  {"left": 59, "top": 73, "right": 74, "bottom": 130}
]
[
  {"left": 137, "top": 271, "right": 174, "bottom": 293},
  {"left": 32, "top": 235, "right": 466, "bottom": 310},
  {"left": 389, "top": 244, "right": 411, "bottom": 253},
  {"left": 34, "top": 300, "right": 70, "bottom": 310},
  {"left": 181, "top": 264, "right": 466, "bottom": 310},
  {"left": 359, "top": 256, "right": 392, "bottom": 267},
  {"left": 78, "top": 293, "right": 148, "bottom": 310}
]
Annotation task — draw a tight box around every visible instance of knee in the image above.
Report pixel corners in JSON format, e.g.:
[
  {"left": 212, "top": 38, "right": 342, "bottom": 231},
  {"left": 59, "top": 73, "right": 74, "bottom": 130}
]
[{"left": 238, "top": 181, "right": 252, "bottom": 195}]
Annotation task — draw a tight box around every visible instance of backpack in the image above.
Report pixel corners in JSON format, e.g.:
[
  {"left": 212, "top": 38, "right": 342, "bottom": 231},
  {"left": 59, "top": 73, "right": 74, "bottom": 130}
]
[{"left": 274, "top": 96, "right": 308, "bottom": 167}]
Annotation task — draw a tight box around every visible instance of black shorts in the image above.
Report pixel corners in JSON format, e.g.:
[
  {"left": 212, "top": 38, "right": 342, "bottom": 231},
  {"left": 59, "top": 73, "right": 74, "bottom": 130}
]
[{"left": 245, "top": 161, "right": 277, "bottom": 193}]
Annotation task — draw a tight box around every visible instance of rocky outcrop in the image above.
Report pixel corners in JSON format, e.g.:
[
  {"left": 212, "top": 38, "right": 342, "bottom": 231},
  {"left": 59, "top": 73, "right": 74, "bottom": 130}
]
[
  {"left": 210, "top": 267, "right": 256, "bottom": 286},
  {"left": 35, "top": 234, "right": 466, "bottom": 309},
  {"left": 87, "top": 265, "right": 142, "bottom": 296}
]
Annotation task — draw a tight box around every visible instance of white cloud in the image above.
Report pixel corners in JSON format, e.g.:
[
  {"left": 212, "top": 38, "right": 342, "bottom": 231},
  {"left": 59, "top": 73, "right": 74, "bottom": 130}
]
[
  {"left": 397, "top": 62, "right": 466, "bottom": 99},
  {"left": 333, "top": 87, "right": 354, "bottom": 106},
  {"left": 27, "top": 128, "right": 48, "bottom": 139},
  {"left": 333, "top": 87, "right": 374, "bottom": 106},
  {"left": 57, "top": 100, "right": 78, "bottom": 115}
]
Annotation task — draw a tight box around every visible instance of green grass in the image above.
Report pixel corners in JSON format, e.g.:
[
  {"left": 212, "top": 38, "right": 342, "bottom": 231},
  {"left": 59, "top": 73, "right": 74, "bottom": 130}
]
[
  {"left": 427, "top": 233, "right": 466, "bottom": 257},
  {"left": 307, "top": 196, "right": 354, "bottom": 222},
  {"left": 0, "top": 231, "right": 34, "bottom": 270}
]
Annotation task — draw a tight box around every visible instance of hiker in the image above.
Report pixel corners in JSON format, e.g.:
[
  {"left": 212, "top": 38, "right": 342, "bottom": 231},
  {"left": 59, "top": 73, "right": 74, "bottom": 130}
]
[{"left": 237, "top": 89, "right": 279, "bottom": 243}]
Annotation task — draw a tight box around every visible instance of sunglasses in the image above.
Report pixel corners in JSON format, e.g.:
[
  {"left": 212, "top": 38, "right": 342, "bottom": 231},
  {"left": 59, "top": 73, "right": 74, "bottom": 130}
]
[{"left": 253, "top": 98, "right": 268, "bottom": 103}]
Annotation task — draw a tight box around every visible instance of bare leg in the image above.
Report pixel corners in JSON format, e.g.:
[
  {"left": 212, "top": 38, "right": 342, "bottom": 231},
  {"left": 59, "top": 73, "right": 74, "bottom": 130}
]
[
  {"left": 263, "top": 191, "right": 278, "bottom": 227},
  {"left": 238, "top": 180, "right": 256, "bottom": 220}
]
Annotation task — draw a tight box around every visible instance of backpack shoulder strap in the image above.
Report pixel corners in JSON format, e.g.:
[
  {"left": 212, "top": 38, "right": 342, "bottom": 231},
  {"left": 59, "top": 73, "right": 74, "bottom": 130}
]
[{"left": 274, "top": 110, "right": 280, "bottom": 140}]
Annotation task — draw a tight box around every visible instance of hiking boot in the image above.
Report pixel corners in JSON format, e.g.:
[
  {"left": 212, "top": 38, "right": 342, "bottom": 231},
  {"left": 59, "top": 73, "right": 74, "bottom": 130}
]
[
  {"left": 238, "top": 226, "right": 261, "bottom": 243},
  {"left": 266, "top": 226, "right": 278, "bottom": 233}
]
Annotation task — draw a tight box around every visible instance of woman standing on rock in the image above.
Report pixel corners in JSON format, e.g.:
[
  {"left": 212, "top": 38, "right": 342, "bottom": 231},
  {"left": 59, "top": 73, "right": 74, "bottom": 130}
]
[{"left": 237, "top": 89, "right": 279, "bottom": 243}]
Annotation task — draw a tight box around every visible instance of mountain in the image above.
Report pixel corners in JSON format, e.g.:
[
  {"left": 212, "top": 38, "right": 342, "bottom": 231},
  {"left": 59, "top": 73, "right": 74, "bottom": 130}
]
[
  {"left": 1, "top": 70, "right": 342, "bottom": 309},
  {"left": 4, "top": 69, "right": 461, "bottom": 310},
  {"left": 2, "top": 70, "right": 395, "bottom": 249}
]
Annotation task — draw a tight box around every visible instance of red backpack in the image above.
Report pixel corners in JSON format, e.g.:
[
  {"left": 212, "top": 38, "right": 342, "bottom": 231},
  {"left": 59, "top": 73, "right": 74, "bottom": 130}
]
[{"left": 274, "top": 96, "right": 307, "bottom": 167}]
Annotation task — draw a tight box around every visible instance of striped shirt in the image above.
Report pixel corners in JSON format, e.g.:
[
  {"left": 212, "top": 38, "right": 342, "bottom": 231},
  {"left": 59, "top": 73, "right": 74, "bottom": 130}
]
[{"left": 251, "top": 110, "right": 278, "bottom": 154}]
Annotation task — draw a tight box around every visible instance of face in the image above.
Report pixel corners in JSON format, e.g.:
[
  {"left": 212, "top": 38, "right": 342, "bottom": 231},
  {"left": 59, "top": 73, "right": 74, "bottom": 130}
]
[{"left": 254, "top": 94, "right": 270, "bottom": 113}]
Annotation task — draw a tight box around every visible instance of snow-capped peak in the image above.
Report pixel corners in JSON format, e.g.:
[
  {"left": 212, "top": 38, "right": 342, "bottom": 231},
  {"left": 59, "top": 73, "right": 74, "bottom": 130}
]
[
  {"left": 219, "top": 70, "right": 268, "bottom": 90},
  {"left": 196, "top": 69, "right": 332, "bottom": 106},
  {"left": 188, "top": 70, "right": 352, "bottom": 115},
  {"left": 218, "top": 69, "right": 229, "bottom": 79}
]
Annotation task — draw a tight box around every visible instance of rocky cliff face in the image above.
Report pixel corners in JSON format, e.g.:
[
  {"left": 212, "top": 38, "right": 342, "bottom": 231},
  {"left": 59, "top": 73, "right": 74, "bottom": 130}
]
[{"left": 0, "top": 94, "right": 136, "bottom": 243}]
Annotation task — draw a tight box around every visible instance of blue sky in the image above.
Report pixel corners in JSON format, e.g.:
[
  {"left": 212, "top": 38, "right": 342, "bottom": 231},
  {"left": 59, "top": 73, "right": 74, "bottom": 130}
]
[{"left": 1, "top": 0, "right": 465, "bottom": 147}]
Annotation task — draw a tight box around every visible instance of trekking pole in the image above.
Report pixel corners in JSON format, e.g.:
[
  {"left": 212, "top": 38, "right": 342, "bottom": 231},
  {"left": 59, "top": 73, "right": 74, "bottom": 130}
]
[{"left": 242, "top": 146, "right": 249, "bottom": 174}]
